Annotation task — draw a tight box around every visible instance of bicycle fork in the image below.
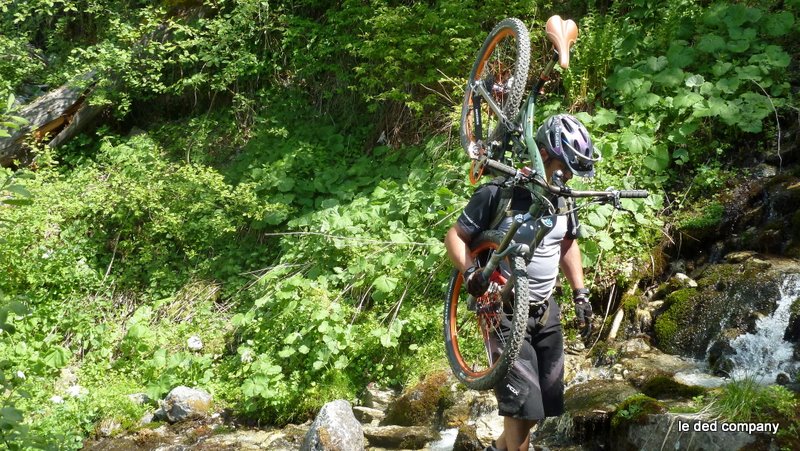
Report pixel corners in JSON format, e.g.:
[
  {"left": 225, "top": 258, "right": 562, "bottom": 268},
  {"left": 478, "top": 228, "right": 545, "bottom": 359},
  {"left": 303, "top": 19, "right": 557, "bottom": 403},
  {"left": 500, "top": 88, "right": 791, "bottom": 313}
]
[{"left": 466, "top": 209, "right": 556, "bottom": 308}]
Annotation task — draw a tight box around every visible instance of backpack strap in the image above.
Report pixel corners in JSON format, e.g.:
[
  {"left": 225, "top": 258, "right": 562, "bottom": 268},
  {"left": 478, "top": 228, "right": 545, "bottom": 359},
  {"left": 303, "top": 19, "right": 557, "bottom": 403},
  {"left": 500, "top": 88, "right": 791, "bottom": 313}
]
[{"left": 487, "top": 176, "right": 514, "bottom": 230}]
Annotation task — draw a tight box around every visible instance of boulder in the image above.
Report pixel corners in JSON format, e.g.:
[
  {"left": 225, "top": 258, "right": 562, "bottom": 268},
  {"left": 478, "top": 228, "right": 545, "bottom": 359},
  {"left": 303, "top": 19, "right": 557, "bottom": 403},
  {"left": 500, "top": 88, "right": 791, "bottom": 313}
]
[
  {"left": 301, "top": 400, "right": 364, "bottom": 451},
  {"left": 363, "top": 383, "right": 397, "bottom": 411},
  {"left": 161, "top": 386, "right": 212, "bottom": 423},
  {"left": 383, "top": 371, "right": 451, "bottom": 426},
  {"left": 352, "top": 406, "right": 385, "bottom": 425},
  {"left": 614, "top": 414, "right": 759, "bottom": 451}
]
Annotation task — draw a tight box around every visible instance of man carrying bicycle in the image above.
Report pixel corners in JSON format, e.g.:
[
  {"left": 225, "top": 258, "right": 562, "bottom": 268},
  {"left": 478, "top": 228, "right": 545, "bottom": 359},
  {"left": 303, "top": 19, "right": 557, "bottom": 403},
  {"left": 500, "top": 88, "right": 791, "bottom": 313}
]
[{"left": 445, "top": 114, "right": 598, "bottom": 451}]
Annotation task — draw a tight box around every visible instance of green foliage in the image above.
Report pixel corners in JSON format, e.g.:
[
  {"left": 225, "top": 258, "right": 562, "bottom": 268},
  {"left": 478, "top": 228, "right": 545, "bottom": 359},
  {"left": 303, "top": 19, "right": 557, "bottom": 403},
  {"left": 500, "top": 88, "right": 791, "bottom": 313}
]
[
  {"left": 611, "top": 393, "right": 665, "bottom": 429},
  {"left": 708, "top": 378, "right": 800, "bottom": 449},
  {"left": 710, "top": 378, "right": 798, "bottom": 423},
  {"left": 678, "top": 201, "right": 724, "bottom": 230}
]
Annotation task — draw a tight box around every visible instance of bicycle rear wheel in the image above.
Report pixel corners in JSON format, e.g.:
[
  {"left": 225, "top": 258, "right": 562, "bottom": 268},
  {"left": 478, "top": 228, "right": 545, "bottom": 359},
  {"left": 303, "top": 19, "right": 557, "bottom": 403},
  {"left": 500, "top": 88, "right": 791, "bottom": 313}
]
[
  {"left": 460, "top": 18, "right": 530, "bottom": 173},
  {"left": 443, "top": 230, "right": 531, "bottom": 390}
]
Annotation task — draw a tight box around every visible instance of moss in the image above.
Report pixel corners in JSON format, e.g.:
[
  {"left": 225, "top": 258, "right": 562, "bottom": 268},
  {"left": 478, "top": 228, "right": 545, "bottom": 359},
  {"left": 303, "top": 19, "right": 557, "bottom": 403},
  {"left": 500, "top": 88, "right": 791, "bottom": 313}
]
[
  {"left": 611, "top": 394, "right": 665, "bottom": 429},
  {"left": 383, "top": 371, "right": 450, "bottom": 426},
  {"left": 654, "top": 288, "right": 696, "bottom": 352},
  {"left": 640, "top": 376, "right": 706, "bottom": 400},
  {"left": 678, "top": 201, "right": 724, "bottom": 231},
  {"left": 791, "top": 297, "right": 800, "bottom": 316},
  {"left": 621, "top": 293, "right": 640, "bottom": 321}
]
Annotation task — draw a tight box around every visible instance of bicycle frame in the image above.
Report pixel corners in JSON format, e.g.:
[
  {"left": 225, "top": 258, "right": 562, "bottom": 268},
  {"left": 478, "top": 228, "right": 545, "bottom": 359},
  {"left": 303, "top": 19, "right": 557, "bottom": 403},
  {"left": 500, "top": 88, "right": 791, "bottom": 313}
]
[{"left": 465, "top": 51, "right": 561, "bottom": 308}]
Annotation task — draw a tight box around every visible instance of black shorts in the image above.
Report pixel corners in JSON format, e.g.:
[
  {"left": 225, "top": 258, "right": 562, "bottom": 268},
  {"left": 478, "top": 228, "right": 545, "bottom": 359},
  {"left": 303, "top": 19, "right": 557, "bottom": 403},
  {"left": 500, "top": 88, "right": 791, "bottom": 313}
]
[{"left": 492, "top": 296, "right": 565, "bottom": 420}]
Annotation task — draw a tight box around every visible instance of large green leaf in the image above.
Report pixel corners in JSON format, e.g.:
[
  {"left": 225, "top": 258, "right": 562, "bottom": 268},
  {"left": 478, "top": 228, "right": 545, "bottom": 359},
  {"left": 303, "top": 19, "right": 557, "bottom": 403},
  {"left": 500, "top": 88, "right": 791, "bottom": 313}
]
[
  {"left": 697, "top": 34, "right": 726, "bottom": 53},
  {"left": 643, "top": 145, "right": 670, "bottom": 172},
  {"left": 765, "top": 12, "right": 795, "bottom": 37},
  {"left": 372, "top": 275, "right": 398, "bottom": 293}
]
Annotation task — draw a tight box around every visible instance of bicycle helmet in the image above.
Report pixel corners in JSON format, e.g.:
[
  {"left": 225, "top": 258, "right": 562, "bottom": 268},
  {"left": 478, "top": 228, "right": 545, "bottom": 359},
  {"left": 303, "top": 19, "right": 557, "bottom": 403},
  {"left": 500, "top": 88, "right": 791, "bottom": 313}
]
[{"left": 535, "top": 114, "right": 601, "bottom": 177}]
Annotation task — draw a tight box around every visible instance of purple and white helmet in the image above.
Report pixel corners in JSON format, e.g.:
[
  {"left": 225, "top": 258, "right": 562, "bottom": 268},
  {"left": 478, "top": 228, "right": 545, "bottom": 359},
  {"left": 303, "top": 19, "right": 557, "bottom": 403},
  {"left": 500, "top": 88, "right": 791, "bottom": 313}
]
[{"left": 535, "top": 114, "right": 601, "bottom": 177}]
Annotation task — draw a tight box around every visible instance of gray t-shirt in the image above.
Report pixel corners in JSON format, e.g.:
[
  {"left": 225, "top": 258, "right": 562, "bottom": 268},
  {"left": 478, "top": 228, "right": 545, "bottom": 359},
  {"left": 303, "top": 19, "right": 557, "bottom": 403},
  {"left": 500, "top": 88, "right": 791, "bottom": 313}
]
[{"left": 456, "top": 181, "right": 577, "bottom": 302}]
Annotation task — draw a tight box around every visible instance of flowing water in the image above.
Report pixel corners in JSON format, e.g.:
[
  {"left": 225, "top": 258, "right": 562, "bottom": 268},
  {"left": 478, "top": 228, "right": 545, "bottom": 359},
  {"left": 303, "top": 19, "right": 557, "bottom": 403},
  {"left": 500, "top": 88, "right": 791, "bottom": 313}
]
[{"left": 727, "top": 274, "right": 800, "bottom": 382}]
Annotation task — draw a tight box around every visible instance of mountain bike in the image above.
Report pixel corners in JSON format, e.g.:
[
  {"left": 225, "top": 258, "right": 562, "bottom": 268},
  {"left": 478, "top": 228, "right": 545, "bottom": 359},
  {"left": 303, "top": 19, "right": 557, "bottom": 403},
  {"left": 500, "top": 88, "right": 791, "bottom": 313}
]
[{"left": 444, "top": 16, "right": 650, "bottom": 391}]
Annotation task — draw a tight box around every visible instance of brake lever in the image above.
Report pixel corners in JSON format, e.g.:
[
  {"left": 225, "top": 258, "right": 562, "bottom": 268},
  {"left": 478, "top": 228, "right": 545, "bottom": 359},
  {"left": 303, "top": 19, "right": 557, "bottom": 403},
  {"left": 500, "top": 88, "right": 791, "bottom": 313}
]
[{"left": 604, "top": 188, "right": 635, "bottom": 214}]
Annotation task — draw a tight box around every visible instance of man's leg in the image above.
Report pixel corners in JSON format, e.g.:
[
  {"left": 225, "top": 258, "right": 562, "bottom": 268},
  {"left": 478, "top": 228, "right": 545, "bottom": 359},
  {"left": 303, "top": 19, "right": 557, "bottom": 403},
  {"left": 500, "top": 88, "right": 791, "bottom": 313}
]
[{"left": 494, "top": 417, "right": 537, "bottom": 451}]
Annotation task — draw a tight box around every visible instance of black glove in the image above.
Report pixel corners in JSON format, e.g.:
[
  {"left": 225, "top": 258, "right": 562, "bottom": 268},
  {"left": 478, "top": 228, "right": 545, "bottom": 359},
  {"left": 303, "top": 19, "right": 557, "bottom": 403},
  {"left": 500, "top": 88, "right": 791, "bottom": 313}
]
[
  {"left": 573, "top": 288, "right": 593, "bottom": 338},
  {"left": 463, "top": 266, "right": 490, "bottom": 297}
]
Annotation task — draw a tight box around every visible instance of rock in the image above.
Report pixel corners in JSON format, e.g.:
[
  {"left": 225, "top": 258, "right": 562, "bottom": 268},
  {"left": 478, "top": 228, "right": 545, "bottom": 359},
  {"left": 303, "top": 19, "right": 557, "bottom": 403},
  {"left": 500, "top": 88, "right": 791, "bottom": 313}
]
[
  {"left": 753, "top": 163, "right": 777, "bottom": 179},
  {"left": 201, "top": 426, "right": 308, "bottom": 451},
  {"left": 363, "top": 383, "right": 396, "bottom": 411},
  {"left": 128, "top": 392, "right": 151, "bottom": 405},
  {"left": 671, "top": 273, "right": 698, "bottom": 288},
  {"left": 620, "top": 338, "right": 651, "bottom": 355},
  {"left": 139, "top": 412, "right": 155, "bottom": 426},
  {"left": 776, "top": 373, "right": 791, "bottom": 385},
  {"left": 614, "top": 414, "right": 759, "bottom": 451},
  {"left": 725, "top": 251, "right": 757, "bottom": 263},
  {"left": 187, "top": 335, "right": 203, "bottom": 351},
  {"left": 97, "top": 418, "right": 121, "bottom": 437},
  {"left": 452, "top": 425, "right": 482, "bottom": 451},
  {"left": 301, "top": 400, "right": 364, "bottom": 451},
  {"left": 383, "top": 372, "right": 450, "bottom": 426},
  {"left": 161, "top": 386, "right": 213, "bottom": 423},
  {"left": 352, "top": 406, "right": 385, "bottom": 425},
  {"left": 473, "top": 411, "right": 504, "bottom": 446},
  {"left": 362, "top": 425, "right": 437, "bottom": 449}
]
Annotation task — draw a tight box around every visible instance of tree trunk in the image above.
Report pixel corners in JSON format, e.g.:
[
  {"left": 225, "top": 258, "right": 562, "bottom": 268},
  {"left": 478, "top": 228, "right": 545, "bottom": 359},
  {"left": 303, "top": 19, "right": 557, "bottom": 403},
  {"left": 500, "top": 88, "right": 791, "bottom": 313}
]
[{"left": 0, "top": 73, "right": 100, "bottom": 167}]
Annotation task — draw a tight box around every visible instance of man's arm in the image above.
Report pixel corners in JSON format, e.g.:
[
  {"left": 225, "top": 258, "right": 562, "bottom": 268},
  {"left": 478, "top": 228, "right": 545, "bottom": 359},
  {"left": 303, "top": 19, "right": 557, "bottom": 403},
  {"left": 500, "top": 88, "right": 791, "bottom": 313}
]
[
  {"left": 559, "top": 238, "right": 585, "bottom": 290},
  {"left": 445, "top": 224, "right": 472, "bottom": 274}
]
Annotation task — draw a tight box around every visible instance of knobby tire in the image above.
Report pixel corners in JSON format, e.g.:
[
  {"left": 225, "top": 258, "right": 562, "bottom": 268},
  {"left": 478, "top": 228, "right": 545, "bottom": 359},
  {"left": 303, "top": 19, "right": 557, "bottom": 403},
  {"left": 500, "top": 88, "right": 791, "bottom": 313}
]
[
  {"left": 443, "top": 230, "right": 531, "bottom": 390},
  {"left": 460, "top": 18, "right": 531, "bottom": 160}
]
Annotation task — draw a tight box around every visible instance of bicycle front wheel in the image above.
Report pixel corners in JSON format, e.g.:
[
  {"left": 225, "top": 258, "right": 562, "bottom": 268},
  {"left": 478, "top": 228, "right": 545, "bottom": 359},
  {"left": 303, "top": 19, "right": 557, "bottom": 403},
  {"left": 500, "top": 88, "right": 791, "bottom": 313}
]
[
  {"left": 460, "top": 18, "right": 531, "bottom": 165},
  {"left": 443, "top": 230, "right": 531, "bottom": 391}
]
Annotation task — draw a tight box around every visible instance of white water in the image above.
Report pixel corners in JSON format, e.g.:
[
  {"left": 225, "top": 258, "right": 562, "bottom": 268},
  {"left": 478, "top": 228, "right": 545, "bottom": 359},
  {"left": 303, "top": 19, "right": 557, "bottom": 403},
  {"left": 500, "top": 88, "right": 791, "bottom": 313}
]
[
  {"left": 727, "top": 274, "right": 800, "bottom": 382},
  {"left": 428, "top": 428, "right": 458, "bottom": 451}
]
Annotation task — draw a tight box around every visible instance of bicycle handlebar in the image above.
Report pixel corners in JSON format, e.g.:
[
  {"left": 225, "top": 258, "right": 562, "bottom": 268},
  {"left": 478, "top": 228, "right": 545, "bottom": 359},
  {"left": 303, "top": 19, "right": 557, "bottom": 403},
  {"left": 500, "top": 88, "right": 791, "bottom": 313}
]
[{"left": 483, "top": 158, "right": 649, "bottom": 200}]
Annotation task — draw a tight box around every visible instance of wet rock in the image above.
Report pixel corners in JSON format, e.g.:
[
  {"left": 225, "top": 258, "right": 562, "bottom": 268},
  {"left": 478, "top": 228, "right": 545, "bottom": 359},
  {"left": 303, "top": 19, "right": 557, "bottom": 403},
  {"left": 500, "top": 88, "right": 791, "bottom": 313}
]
[
  {"left": 383, "top": 371, "right": 450, "bottom": 427},
  {"left": 784, "top": 296, "right": 800, "bottom": 342},
  {"left": 776, "top": 373, "right": 791, "bottom": 385},
  {"left": 362, "top": 425, "right": 437, "bottom": 449},
  {"left": 652, "top": 261, "right": 795, "bottom": 358},
  {"left": 452, "top": 424, "right": 482, "bottom": 451},
  {"left": 620, "top": 338, "right": 651, "bottom": 356},
  {"left": 615, "top": 414, "right": 758, "bottom": 451},
  {"left": 707, "top": 339, "right": 736, "bottom": 376},
  {"left": 161, "top": 386, "right": 213, "bottom": 423},
  {"left": 301, "top": 400, "right": 364, "bottom": 451}
]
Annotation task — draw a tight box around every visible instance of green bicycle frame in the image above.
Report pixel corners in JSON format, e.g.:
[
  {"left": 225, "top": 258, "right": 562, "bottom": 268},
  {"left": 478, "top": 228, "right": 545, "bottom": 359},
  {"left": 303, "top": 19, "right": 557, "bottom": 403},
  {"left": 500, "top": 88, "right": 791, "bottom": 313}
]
[{"left": 467, "top": 52, "right": 560, "bottom": 307}]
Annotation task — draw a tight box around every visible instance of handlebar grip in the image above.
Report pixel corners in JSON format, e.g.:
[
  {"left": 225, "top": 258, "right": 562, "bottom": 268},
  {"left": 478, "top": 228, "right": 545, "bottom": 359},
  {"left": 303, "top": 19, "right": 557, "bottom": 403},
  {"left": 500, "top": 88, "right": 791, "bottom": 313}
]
[
  {"left": 618, "top": 190, "right": 649, "bottom": 198},
  {"left": 484, "top": 159, "right": 518, "bottom": 177}
]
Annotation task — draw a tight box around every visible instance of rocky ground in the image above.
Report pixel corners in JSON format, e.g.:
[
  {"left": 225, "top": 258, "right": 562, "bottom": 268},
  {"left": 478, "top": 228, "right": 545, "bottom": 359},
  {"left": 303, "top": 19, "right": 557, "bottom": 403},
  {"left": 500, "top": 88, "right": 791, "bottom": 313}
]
[{"left": 83, "top": 333, "right": 788, "bottom": 451}]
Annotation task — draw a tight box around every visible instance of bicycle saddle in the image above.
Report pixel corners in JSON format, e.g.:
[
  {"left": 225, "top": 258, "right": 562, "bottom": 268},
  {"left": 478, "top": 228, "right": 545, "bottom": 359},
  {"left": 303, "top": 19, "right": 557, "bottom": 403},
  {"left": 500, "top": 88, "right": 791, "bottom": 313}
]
[{"left": 545, "top": 15, "right": 578, "bottom": 68}]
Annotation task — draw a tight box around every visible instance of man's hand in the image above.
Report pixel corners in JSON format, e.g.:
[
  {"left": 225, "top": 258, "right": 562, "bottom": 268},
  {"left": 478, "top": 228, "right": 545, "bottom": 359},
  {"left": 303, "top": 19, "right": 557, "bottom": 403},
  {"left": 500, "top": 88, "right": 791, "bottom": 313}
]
[
  {"left": 463, "top": 266, "right": 490, "bottom": 297},
  {"left": 573, "top": 288, "right": 593, "bottom": 338}
]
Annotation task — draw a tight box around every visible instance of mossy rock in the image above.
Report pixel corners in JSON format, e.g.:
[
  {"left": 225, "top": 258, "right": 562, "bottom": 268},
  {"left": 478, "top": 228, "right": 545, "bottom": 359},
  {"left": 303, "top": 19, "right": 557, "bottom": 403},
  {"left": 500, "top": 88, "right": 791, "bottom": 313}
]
[
  {"left": 382, "top": 371, "right": 451, "bottom": 427},
  {"left": 639, "top": 376, "right": 705, "bottom": 400},
  {"left": 610, "top": 394, "right": 666, "bottom": 429},
  {"left": 652, "top": 262, "right": 786, "bottom": 357},
  {"left": 785, "top": 297, "right": 800, "bottom": 343}
]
